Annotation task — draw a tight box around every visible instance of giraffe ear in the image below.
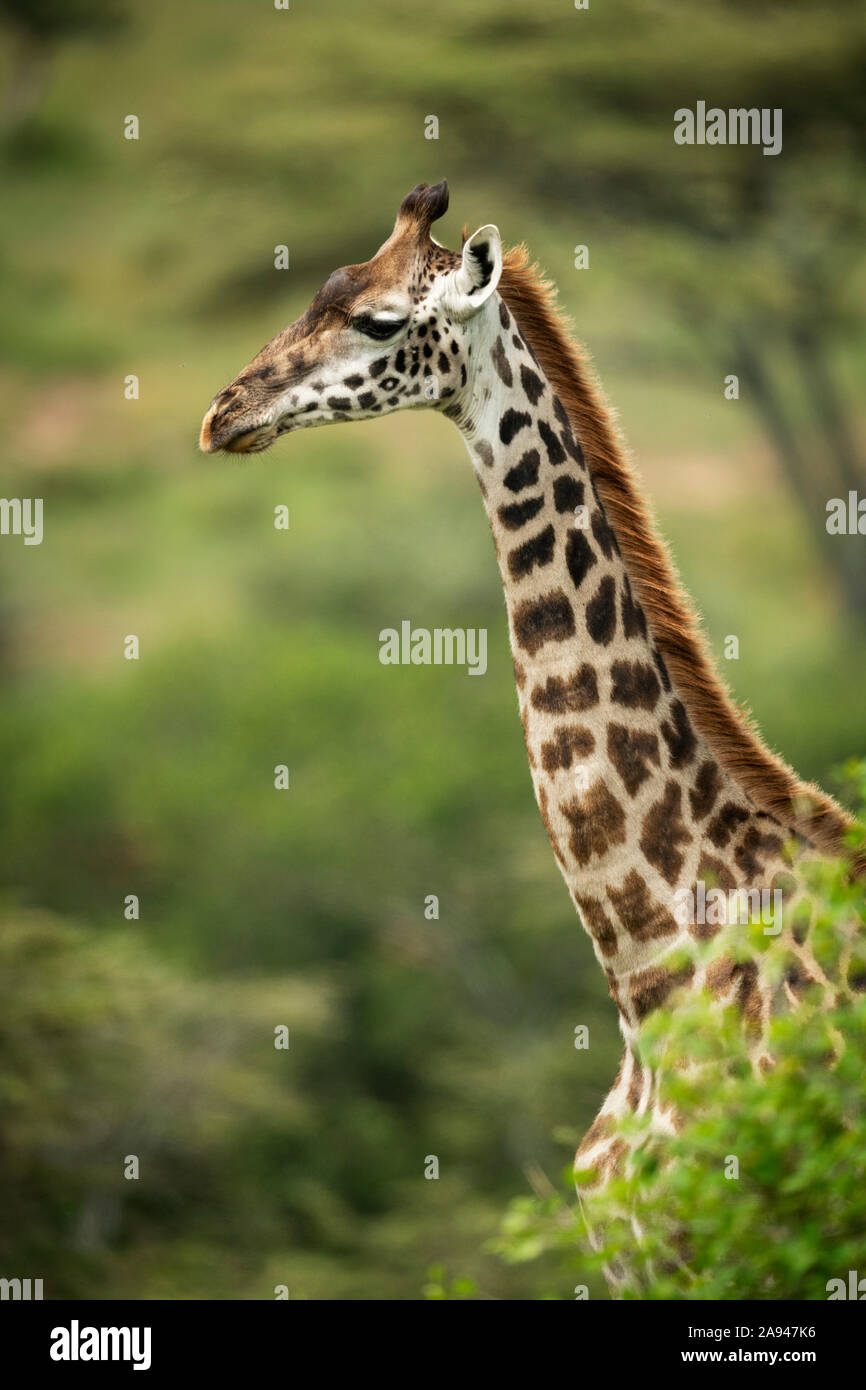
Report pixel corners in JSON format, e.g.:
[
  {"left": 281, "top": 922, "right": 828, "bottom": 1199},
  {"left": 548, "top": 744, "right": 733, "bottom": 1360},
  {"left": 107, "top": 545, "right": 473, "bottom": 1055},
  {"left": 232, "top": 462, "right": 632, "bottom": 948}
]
[{"left": 442, "top": 224, "right": 503, "bottom": 320}]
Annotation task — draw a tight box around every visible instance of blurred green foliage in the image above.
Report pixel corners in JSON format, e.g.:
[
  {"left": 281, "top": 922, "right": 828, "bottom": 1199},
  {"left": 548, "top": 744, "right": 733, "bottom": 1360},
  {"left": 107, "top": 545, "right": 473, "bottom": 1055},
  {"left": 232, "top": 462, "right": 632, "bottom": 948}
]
[
  {"left": 0, "top": 0, "right": 863, "bottom": 1299},
  {"left": 495, "top": 764, "right": 866, "bottom": 1299}
]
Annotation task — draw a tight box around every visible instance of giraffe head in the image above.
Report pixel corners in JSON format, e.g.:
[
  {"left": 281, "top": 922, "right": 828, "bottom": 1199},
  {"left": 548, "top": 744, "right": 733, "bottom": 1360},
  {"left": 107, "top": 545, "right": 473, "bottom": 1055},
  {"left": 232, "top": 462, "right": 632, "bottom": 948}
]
[{"left": 199, "top": 181, "right": 503, "bottom": 454}]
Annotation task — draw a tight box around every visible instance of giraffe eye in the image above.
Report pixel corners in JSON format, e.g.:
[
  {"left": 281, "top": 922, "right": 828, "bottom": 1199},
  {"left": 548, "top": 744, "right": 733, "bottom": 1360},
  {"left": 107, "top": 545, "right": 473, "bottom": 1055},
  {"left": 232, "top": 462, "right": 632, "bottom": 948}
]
[{"left": 351, "top": 314, "right": 408, "bottom": 341}]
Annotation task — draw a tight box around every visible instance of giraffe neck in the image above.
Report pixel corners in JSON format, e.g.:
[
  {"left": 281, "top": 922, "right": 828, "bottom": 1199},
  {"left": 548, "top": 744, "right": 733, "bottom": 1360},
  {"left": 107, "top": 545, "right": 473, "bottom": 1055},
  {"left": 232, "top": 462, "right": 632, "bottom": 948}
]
[{"left": 447, "top": 295, "right": 794, "bottom": 1035}]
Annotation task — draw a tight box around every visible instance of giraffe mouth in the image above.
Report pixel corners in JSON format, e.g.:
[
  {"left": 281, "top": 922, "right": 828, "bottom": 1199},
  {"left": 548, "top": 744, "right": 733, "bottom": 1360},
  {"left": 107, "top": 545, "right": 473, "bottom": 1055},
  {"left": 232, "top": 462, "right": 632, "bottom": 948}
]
[
  {"left": 227, "top": 426, "right": 278, "bottom": 454},
  {"left": 200, "top": 388, "right": 318, "bottom": 454},
  {"left": 199, "top": 420, "right": 279, "bottom": 455}
]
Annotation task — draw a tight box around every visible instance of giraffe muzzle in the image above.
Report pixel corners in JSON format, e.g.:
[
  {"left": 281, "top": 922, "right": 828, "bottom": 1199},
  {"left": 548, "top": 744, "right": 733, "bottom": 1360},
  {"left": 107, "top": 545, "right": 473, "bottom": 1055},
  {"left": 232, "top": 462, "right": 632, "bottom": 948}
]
[{"left": 198, "top": 411, "right": 279, "bottom": 455}]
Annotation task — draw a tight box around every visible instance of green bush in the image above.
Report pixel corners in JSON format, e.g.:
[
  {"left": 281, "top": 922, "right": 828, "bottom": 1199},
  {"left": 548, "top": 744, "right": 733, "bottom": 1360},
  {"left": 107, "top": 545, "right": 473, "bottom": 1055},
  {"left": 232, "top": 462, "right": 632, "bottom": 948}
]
[{"left": 495, "top": 760, "right": 866, "bottom": 1300}]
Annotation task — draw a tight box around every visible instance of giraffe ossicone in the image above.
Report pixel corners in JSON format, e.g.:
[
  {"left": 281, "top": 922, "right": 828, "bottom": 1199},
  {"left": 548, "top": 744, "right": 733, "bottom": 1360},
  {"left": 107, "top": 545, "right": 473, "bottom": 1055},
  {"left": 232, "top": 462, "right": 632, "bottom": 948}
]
[{"left": 199, "top": 180, "right": 863, "bottom": 1289}]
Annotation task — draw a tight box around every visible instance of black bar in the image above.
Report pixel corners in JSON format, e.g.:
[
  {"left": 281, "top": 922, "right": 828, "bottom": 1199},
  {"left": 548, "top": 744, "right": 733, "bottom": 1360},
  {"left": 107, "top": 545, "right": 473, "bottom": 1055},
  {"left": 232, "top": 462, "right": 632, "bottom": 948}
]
[{"left": 1, "top": 1297, "right": 860, "bottom": 1375}]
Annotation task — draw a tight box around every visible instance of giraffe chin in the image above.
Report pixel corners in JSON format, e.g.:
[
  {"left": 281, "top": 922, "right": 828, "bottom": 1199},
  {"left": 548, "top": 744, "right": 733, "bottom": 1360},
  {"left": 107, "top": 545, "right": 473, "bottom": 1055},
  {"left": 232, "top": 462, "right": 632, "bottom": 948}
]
[
  {"left": 223, "top": 411, "right": 309, "bottom": 453},
  {"left": 223, "top": 425, "right": 279, "bottom": 455}
]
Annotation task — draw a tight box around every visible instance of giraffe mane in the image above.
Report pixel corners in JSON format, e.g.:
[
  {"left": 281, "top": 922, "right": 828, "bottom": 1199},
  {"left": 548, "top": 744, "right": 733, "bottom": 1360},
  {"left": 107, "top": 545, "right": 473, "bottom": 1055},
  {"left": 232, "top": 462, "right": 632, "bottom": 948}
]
[{"left": 498, "top": 243, "right": 860, "bottom": 866}]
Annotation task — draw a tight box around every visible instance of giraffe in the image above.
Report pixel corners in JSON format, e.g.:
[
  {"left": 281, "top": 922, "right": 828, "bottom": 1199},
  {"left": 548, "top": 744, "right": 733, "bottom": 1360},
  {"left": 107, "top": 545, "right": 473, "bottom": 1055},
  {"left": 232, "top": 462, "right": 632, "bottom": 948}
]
[{"left": 199, "top": 180, "right": 863, "bottom": 1287}]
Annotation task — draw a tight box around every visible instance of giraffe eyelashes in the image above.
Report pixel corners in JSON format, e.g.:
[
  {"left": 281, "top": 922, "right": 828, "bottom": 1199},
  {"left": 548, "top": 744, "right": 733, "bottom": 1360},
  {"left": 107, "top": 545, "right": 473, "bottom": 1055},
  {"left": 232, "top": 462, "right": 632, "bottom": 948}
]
[{"left": 350, "top": 313, "right": 408, "bottom": 341}]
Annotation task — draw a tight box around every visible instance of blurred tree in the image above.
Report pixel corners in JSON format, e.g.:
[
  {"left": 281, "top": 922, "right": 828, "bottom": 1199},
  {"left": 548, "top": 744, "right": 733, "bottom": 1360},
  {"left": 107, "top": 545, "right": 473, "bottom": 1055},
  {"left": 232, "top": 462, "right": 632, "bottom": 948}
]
[
  {"left": 0, "top": 905, "right": 335, "bottom": 1296},
  {"left": 0, "top": 0, "right": 126, "bottom": 126},
  {"left": 450, "top": 0, "right": 866, "bottom": 618}
]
